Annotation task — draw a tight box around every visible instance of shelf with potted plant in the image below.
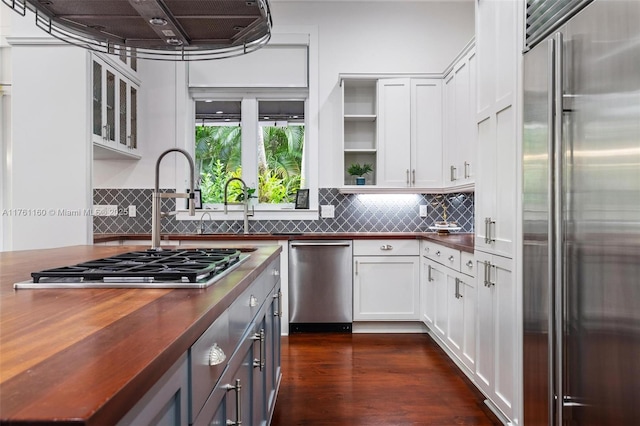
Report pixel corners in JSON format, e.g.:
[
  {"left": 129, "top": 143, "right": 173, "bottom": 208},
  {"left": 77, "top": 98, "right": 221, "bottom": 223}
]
[{"left": 347, "top": 163, "right": 374, "bottom": 186}]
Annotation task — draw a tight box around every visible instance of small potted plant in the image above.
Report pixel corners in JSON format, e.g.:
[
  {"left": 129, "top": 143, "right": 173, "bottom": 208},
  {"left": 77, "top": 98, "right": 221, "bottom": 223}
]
[{"left": 347, "top": 163, "right": 373, "bottom": 185}]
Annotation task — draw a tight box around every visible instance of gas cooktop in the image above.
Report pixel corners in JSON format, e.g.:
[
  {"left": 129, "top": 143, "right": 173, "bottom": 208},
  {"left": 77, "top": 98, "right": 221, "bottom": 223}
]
[{"left": 14, "top": 248, "right": 249, "bottom": 289}]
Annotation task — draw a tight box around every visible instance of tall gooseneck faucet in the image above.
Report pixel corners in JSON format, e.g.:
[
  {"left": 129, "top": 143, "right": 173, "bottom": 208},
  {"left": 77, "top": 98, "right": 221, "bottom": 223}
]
[
  {"left": 224, "top": 177, "right": 254, "bottom": 234},
  {"left": 151, "top": 148, "right": 196, "bottom": 250}
]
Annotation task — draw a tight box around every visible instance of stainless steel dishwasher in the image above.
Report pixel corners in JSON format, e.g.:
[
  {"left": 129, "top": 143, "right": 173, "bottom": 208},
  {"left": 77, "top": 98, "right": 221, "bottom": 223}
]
[{"left": 288, "top": 240, "right": 353, "bottom": 333}]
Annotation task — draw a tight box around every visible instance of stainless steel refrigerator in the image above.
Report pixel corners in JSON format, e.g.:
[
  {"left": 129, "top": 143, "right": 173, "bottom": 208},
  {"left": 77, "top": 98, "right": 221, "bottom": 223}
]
[{"left": 523, "top": 0, "right": 640, "bottom": 424}]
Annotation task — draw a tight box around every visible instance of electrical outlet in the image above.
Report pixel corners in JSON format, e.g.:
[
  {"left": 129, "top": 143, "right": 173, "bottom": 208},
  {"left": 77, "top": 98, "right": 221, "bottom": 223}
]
[
  {"left": 128, "top": 205, "right": 136, "bottom": 217},
  {"left": 320, "top": 205, "right": 335, "bottom": 219},
  {"left": 419, "top": 204, "right": 428, "bottom": 218}
]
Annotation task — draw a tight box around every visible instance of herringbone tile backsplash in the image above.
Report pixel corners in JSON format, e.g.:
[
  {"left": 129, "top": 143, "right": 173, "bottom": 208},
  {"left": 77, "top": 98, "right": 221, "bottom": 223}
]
[{"left": 94, "top": 188, "right": 474, "bottom": 235}]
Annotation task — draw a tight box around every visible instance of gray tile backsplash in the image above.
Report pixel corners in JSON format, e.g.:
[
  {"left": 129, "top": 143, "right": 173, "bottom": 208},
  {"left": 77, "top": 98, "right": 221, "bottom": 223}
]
[{"left": 93, "top": 188, "right": 474, "bottom": 235}]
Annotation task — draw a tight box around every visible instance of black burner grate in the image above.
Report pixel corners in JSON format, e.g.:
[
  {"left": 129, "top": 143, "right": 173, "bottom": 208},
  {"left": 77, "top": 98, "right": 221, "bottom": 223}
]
[{"left": 31, "top": 249, "right": 242, "bottom": 283}]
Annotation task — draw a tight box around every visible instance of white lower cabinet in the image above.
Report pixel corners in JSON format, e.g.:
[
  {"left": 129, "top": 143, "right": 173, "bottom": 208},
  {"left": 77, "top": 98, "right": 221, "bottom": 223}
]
[
  {"left": 420, "top": 241, "right": 476, "bottom": 375},
  {"left": 474, "top": 250, "right": 516, "bottom": 421},
  {"left": 445, "top": 271, "right": 476, "bottom": 372},
  {"left": 353, "top": 240, "right": 420, "bottom": 321},
  {"left": 431, "top": 261, "right": 449, "bottom": 339}
]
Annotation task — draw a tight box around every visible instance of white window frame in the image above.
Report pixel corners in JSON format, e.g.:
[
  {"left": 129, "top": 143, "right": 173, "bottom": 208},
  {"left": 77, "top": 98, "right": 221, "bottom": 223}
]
[{"left": 177, "top": 26, "right": 319, "bottom": 221}]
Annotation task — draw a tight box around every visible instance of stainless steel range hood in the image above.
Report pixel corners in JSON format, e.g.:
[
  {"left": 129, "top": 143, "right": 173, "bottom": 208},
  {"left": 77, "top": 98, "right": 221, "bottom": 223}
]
[{"left": 1, "top": 0, "right": 273, "bottom": 61}]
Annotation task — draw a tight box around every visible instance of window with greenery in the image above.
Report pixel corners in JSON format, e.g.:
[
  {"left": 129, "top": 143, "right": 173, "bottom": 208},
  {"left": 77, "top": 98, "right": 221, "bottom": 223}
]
[
  {"left": 195, "top": 100, "right": 242, "bottom": 203},
  {"left": 195, "top": 99, "right": 305, "bottom": 205},
  {"left": 258, "top": 100, "right": 305, "bottom": 204}
]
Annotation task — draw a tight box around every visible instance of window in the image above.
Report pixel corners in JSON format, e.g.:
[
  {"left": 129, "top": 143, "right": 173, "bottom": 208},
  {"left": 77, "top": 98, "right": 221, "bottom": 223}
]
[
  {"left": 258, "top": 100, "right": 305, "bottom": 204},
  {"left": 195, "top": 100, "right": 242, "bottom": 203},
  {"left": 185, "top": 29, "right": 318, "bottom": 219},
  {"left": 195, "top": 97, "right": 306, "bottom": 208}
]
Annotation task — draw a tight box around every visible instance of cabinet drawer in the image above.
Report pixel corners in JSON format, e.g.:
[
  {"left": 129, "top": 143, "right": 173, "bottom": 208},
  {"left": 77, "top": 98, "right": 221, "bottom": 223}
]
[
  {"left": 191, "top": 311, "right": 230, "bottom": 422},
  {"left": 460, "top": 251, "right": 475, "bottom": 277},
  {"left": 353, "top": 239, "right": 419, "bottom": 256},
  {"left": 422, "top": 241, "right": 460, "bottom": 271}
]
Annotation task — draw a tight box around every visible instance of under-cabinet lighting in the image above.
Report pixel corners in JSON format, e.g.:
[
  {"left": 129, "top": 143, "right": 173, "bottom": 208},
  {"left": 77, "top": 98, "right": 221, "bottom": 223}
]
[{"left": 356, "top": 193, "right": 421, "bottom": 207}]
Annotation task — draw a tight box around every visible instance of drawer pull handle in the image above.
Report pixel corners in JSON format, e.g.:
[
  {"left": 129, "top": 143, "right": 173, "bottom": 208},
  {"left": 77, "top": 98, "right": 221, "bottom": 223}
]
[
  {"left": 249, "top": 295, "right": 258, "bottom": 307},
  {"left": 251, "top": 328, "right": 265, "bottom": 371},
  {"left": 273, "top": 290, "right": 282, "bottom": 317},
  {"left": 208, "top": 343, "right": 227, "bottom": 366},
  {"left": 448, "top": 255, "right": 455, "bottom": 262},
  {"left": 455, "top": 277, "right": 461, "bottom": 299},
  {"left": 225, "top": 379, "right": 242, "bottom": 426},
  {"left": 380, "top": 244, "right": 393, "bottom": 251}
]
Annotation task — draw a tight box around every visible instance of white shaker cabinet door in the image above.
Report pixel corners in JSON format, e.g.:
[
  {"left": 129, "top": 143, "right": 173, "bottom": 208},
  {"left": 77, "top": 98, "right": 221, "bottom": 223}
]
[
  {"left": 353, "top": 255, "right": 420, "bottom": 321},
  {"left": 475, "top": 250, "right": 516, "bottom": 420},
  {"left": 377, "top": 78, "right": 412, "bottom": 187}
]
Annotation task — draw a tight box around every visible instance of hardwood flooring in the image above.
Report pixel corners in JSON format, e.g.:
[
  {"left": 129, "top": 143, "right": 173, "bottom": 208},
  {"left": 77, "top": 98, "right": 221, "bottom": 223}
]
[{"left": 272, "top": 333, "right": 500, "bottom": 426}]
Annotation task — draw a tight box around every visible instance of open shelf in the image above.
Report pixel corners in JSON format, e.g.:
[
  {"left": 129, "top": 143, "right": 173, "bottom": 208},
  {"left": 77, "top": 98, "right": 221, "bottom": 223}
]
[{"left": 343, "top": 79, "right": 377, "bottom": 186}]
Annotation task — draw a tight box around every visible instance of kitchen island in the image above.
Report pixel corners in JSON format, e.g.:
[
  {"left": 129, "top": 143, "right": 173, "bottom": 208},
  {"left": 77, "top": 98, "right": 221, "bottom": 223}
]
[{"left": 0, "top": 244, "right": 282, "bottom": 425}]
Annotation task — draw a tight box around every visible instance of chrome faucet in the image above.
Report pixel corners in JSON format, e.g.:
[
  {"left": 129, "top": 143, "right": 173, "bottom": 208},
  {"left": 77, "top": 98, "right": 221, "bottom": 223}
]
[
  {"left": 223, "top": 177, "right": 254, "bottom": 234},
  {"left": 198, "top": 212, "right": 212, "bottom": 234},
  {"left": 151, "top": 148, "right": 196, "bottom": 250}
]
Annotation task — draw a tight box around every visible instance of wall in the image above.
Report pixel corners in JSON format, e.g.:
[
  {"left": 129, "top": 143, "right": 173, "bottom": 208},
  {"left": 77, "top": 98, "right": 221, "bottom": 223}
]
[
  {"left": 93, "top": 61, "right": 189, "bottom": 190},
  {"left": 93, "top": 0, "right": 475, "bottom": 189},
  {"left": 1, "top": 1, "right": 475, "bottom": 249},
  {"left": 6, "top": 43, "right": 92, "bottom": 250}
]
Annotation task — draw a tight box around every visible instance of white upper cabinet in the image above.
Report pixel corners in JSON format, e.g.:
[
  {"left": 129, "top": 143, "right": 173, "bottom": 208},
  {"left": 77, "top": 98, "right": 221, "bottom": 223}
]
[
  {"left": 377, "top": 78, "right": 443, "bottom": 188},
  {"left": 92, "top": 55, "right": 140, "bottom": 160},
  {"left": 474, "top": 0, "right": 518, "bottom": 257},
  {"left": 411, "top": 79, "right": 444, "bottom": 188},
  {"left": 443, "top": 47, "right": 476, "bottom": 189},
  {"left": 377, "top": 78, "right": 412, "bottom": 187}
]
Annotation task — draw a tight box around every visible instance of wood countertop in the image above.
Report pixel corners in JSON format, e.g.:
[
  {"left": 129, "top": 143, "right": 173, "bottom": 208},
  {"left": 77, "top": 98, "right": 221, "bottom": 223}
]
[
  {"left": 95, "top": 232, "right": 475, "bottom": 253},
  {"left": 0, "top": 244, "right": 282, "bottom": 425}
]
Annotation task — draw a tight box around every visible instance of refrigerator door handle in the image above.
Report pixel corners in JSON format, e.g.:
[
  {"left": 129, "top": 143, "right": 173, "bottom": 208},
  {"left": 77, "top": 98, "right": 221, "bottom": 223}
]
[{"left": 552, "top": 31, "right": 566, "bottom": 426}]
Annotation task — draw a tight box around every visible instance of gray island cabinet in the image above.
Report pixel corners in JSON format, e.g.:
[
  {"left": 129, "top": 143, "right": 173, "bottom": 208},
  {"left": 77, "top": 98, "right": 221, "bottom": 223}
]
[{"left": 118, "top": 258, "right": 282, "bottom": 426}]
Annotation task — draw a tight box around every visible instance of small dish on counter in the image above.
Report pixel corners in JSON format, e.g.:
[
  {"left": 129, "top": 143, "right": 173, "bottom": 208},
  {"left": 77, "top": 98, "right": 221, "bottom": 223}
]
[{"left": 428, "top": 222, "right": 462, "bottom": 234}]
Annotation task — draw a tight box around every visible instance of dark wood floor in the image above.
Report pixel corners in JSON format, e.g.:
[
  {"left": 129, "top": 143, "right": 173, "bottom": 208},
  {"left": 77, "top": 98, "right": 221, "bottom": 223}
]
[{"left": 272, "top": 333, "right": 500, "bottom": 426}]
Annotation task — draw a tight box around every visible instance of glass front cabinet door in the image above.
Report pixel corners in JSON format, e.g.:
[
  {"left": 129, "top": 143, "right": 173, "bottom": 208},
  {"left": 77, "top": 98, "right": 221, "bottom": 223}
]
[{"left": 92, "top": 55, "right": 140, "bottom": 160}]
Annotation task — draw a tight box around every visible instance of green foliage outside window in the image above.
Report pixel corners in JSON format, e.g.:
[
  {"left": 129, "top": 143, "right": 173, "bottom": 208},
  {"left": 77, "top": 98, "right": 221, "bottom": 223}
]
[{"left": 195, "top": 124, "right": 304, "bottom": 204}]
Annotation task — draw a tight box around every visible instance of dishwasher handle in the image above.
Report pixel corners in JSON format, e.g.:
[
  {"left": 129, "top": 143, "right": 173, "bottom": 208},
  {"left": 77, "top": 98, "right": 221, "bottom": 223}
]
[{"left": 290, "top": 242, "right": 352, "bottom": 247}]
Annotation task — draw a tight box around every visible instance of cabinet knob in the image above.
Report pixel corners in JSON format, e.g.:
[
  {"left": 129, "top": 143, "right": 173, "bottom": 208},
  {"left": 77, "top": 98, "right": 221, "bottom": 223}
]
[
  {"left": 208, "top": 343, "right": 227, "bottom": 366},
  {"left": 272, "top": 268, "right": 280, "bottom": 277},
  {"left": 448, "top": 255, "right": 455, "bottom": 262},
  {"left": 436, "top": 251, "right": 441, "bottom": 257},
  {"left": 466, "top": 260, "right": 473, "bottom": 268}
]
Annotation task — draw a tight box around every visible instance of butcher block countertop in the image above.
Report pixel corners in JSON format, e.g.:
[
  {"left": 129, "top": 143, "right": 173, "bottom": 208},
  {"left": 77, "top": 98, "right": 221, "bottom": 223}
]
[
  {"left": 0, "top": 244, "right": 281, "bottom": 425},
  {"left": 94, "top": 232, "right": 475, "bottom": 253}
]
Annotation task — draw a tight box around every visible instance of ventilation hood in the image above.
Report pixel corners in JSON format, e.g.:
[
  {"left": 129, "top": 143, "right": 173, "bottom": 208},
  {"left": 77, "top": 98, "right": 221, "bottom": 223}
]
[{"left": 2, "top": 0, "right": 273, "bottom": 61}]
